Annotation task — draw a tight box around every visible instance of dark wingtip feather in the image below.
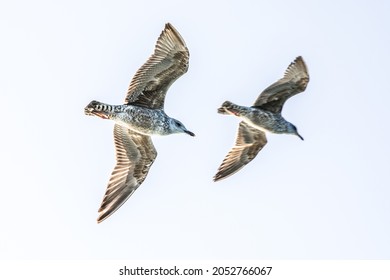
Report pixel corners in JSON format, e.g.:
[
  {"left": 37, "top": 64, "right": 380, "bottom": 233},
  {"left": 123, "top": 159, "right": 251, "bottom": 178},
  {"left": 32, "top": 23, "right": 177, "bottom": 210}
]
[{"left": 213, "top": 173, "right": 225, "bottom": 182}]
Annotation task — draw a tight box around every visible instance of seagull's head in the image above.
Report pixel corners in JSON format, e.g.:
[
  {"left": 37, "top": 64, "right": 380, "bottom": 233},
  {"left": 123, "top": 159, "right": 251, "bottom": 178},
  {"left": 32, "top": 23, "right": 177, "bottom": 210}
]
[
  {"left": 171, "top": 118, "right": 195, "bottom": 137},
  {"left": 288, "top": 123, "right": 304, "bottom": 140}
]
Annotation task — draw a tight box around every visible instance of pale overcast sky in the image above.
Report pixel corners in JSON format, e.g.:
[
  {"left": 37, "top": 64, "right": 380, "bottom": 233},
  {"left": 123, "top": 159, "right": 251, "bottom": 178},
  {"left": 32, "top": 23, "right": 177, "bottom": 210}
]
[{"left": 1, "top": 0, "right": 390, "bottom": 259}]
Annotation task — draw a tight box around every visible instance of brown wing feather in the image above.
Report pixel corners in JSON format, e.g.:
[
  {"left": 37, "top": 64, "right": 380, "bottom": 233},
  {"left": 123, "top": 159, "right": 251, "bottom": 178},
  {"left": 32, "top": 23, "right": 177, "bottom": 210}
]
[
  {"left": 213, "top": 122, "right": 267, "bottom": 182},
  {"left": 253, "top": 56, "right": 309, "bottom": 114},
  {"left": 97, "top": 124, "right": 157, "bottom": 223},
  {"left": 124, "top": 23, "right": 189, "bottom": 109}
]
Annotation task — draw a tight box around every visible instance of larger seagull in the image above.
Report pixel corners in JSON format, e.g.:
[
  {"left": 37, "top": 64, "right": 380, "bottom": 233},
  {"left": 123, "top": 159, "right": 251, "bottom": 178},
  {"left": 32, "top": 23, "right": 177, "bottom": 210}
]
[
  {"left": 214, "top": 56, "right": 309, "bottom": 181},
  {"left": 85, "top": 23, "right": 194, "bottom": 223}
]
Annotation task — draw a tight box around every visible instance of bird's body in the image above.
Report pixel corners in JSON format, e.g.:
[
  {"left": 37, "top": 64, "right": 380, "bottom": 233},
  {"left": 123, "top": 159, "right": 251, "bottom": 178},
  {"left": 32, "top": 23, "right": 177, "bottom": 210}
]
[
  {"left": 85, "top": 23, "right": 194, "bottom": 223},
  {"left": 218, "top": 101, "right": 294, "bottom": 135},
  {"left": 85, "top": 100, "right": 184, "bottom": 136},
  {"left": 214, "top": 56, "right": 309, "bottom": 181}
]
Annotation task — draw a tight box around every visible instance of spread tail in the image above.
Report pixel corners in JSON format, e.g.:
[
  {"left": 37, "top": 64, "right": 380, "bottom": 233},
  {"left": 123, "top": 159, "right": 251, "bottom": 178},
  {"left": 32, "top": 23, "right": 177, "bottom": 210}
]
[
  {"left": 217, "top": 101, "right": 240, "bottom": 115},
  {"left": 84, "top": 100, "right": 113, "bottom": 119}
]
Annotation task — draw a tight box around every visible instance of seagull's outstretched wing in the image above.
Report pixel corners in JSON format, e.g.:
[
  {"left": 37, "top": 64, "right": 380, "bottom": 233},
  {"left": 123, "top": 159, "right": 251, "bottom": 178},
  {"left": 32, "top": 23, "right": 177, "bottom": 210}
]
[
  {"left": 97, "top": 124, "right": 157, "bottom": 223},
  {"left": 124, "top": 23, "right": 189, "bottom": 109},
  {"left": 214, "top": 122, "right": 267, "bottom": 182},
  {"left": 253, "top": 56, "right": 309, "bottom": 114}
]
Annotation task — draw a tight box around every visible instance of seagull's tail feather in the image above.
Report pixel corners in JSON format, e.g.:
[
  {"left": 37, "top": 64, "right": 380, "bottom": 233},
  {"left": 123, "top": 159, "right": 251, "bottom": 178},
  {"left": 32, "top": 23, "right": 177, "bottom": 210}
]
[
  {"left": 84, "top": 100, "right": 115, "bottom": 119},
  {"left": 217, "top": 101, "right": 241, "bottom": 115}
]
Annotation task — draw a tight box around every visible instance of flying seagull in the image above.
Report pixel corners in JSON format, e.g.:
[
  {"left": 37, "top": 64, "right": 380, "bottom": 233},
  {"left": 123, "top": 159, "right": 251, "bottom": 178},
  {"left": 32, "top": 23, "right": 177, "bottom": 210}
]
[
  {"left": 85, "top": 23, "right": 194, "bottom": 223},
  {"left": 214, "top": 56, "right": 309, "bottom": 181}
]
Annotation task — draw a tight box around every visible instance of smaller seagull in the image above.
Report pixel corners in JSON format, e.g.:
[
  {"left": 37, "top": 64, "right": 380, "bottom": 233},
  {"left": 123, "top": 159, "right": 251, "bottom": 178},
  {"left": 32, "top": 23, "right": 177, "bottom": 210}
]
[
  {"left": 84, "top": 23, "right": 194, "bottom": 223},
  {"left": 214, "top": 56, "right": 309, "bottom": 181}
]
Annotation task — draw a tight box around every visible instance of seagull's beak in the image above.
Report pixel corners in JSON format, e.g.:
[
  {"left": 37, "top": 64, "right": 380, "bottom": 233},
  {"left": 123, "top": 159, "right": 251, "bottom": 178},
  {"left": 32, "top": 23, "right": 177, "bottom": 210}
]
[
  {"left": 185, "top": 130, "right": 195, "bottom": 137},
  {"left": 296, "top": 132, "right": 304, "bottom": 141}
]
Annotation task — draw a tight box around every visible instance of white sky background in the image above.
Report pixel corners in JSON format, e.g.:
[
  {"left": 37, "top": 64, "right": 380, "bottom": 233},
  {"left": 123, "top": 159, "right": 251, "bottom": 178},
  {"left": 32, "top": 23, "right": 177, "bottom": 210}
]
[{"left": 1, "top": 0, "right": 389, "bottom": 259}]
